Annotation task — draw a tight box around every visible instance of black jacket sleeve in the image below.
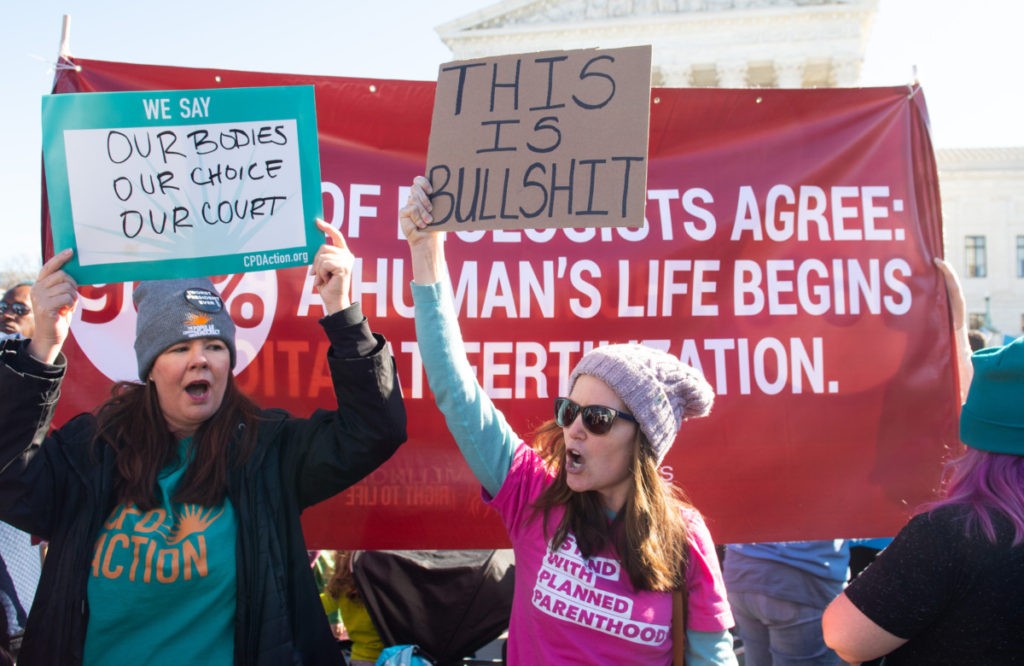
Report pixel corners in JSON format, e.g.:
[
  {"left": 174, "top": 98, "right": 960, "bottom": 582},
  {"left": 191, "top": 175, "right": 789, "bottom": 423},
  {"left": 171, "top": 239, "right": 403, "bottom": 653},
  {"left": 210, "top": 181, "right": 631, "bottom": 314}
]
[
  {"left": 277, "top": 302, "right": 407, "bottom": 508},
  {"left": 0, "top": 338, "right": 72, "bottom": 536}
]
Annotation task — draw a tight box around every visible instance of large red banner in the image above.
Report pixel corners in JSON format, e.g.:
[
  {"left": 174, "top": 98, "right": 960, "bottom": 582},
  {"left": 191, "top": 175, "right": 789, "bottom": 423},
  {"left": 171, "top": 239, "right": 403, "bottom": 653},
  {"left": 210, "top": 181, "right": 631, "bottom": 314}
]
[{"left": 43, "top": 58, "right": 958, "bottom": 548}]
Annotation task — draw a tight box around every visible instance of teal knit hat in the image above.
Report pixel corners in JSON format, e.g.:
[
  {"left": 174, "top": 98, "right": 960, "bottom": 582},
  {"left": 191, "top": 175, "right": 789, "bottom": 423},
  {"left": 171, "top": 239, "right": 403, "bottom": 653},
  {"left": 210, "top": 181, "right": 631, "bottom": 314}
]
[{"left": 959, "top": 336, "right": 1024, "bottom": 455}]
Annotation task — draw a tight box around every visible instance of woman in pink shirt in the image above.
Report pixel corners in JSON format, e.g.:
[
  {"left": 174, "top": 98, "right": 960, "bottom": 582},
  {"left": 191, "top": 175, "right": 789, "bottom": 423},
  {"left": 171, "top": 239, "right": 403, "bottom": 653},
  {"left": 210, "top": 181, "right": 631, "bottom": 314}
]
[{"left": 401, "top": 176, "right": 736, "bottom": 665}]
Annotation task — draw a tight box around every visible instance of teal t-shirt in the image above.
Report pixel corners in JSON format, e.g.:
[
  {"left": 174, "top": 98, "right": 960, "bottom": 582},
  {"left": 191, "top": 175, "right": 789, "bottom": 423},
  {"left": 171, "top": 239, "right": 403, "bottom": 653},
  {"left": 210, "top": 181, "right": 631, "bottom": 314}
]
[{"left": 85, "top": 438, "right": 237, "bottom": 665}]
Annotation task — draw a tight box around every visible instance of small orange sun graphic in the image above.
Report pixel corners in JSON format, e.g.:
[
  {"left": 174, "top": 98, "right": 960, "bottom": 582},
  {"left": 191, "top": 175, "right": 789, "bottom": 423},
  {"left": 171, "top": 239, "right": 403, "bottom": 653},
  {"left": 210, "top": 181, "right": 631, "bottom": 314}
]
[
  {"left": 185, "top": 313, "right": 212, "bottom": 327},
  {"left": 167, "top": 505, "right": 224, "bottom": 545}
]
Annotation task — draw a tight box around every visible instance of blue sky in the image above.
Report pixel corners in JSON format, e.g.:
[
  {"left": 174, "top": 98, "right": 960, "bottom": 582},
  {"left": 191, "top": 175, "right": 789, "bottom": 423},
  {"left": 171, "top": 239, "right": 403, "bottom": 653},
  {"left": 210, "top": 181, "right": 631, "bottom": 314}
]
[{"left": 3, "top": 0, "right": 1022, "bottom": 269}]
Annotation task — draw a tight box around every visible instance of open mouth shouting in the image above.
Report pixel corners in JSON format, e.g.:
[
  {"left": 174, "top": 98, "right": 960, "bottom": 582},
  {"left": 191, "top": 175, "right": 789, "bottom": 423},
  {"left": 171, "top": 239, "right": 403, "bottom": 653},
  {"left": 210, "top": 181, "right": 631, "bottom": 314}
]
[
  {"left": 185, "top": 380, "right": 212, "bottom": 402},
  {"left": 566, "top": 447, "right": 584, "bottom": 473}
]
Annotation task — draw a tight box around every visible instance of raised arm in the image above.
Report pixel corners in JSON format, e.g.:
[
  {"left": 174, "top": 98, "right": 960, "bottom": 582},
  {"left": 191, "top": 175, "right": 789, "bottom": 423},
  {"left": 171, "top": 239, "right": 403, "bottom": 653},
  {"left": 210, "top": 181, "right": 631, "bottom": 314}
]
[
  {"left": 934, "top": 257, "right": 972, "bottom": 403},
  {"left": 292, "top": 222, "right": 407, "bottom": 507},
  {"left": 28, "top": 248, "right": 79, "bottom": 364},
  {"left": 0, "top": 250, "right": 77, "bottom": 536},
  {"left": 400, "top": 176, "right": 517, "bottom": 497}
]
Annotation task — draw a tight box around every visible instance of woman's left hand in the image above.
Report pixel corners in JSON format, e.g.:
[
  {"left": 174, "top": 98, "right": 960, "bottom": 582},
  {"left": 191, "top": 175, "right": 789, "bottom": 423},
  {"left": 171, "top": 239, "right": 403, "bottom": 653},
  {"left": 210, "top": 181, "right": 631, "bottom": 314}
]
[
  {"left": 28, "top": 248, "right": 79, "bottom": 364},
  {"left": 310, "top": 219, "right": 354, "bottom": 315}
]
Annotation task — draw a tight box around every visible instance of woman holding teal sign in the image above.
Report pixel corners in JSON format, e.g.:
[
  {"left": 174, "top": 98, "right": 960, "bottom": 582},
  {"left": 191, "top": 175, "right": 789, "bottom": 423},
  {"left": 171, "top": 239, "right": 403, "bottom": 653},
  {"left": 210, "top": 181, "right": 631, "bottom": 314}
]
[{"left": 0, "top": 220, "right": 407, "bottom": 665}]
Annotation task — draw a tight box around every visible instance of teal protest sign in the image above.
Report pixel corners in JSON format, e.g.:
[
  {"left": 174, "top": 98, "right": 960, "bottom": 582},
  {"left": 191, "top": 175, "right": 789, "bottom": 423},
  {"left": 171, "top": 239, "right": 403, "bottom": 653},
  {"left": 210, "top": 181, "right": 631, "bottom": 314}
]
[{"left": 42, "top": 85, "right": 322, "bottom": 284}]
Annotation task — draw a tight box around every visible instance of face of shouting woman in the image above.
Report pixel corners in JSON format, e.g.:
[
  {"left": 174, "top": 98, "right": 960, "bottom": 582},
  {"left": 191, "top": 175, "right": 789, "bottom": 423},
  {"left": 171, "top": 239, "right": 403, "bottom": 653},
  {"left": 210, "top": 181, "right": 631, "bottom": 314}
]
[
  {"left": 561, "top": 374, "right": 640, "bottom": 514},
  {"left": 149, "top": 337, "right": 231, "bottom": 438}
]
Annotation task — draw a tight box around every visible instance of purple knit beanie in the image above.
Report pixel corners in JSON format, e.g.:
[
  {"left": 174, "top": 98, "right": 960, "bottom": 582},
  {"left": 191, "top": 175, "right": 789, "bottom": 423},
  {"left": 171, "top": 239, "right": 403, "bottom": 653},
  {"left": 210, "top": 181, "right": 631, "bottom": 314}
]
[{"left": 569, "top": 344, "right": 714, "bottom": 463}]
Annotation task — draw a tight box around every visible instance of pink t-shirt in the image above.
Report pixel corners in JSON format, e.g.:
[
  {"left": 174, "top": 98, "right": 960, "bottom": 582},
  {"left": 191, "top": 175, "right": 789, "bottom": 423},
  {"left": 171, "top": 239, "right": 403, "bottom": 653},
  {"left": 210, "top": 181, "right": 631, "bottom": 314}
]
[{"left": 487, "top": 443, "right": 734, "bottom": 665}]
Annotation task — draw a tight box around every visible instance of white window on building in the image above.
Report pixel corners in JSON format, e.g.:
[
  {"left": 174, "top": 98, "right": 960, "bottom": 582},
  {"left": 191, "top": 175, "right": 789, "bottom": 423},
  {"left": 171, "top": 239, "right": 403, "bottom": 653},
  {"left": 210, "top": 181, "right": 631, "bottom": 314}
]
[{"left": 966, "top": 235, "right": 987, "bottom": 278}]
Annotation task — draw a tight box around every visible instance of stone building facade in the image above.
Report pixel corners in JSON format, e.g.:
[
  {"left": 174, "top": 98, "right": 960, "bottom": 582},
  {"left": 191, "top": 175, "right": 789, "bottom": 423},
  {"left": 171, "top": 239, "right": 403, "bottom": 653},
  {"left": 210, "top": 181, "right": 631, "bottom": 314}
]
[{"left": 937, "top": 148, "right": 1024, "bottom": 337}]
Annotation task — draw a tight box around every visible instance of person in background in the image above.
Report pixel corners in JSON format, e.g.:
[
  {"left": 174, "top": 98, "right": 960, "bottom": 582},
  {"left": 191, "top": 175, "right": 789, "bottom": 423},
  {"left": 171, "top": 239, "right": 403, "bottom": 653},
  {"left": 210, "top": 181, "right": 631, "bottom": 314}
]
[
  {"left": 0, "top": 220, "right": 407, "bottom": 666},
  {"left": 0, "top": 282, "right": 34, "bottom": 341},
  {"left": 967, "top": 329, "right": 986, "bottom": 353},
  {"left": 401, "top": 176, "right": 736, "bottom": 665},
  {"left": 0, "top": 522, "right": 43, "bottom": 661},
  {"left": 823, "top": 335, "right": 1024, "bottom": 663},
  {"left": 821, "top": 264, "right": 1024, "bottom": 664},
  {"left": 0, "top": 282, "right": 45, "bottom": 663},
  {"left": 320, "top": 551, "right": 385, "bottom": 666},
  {"left": 723, "top": 540, "right": 849, "bottom": 665},
  {"left": 0, "top": 611, "right": 12, "bottom": 666},
  {"left": 310, "top": 550, "right": 347, "bottom": 642}
]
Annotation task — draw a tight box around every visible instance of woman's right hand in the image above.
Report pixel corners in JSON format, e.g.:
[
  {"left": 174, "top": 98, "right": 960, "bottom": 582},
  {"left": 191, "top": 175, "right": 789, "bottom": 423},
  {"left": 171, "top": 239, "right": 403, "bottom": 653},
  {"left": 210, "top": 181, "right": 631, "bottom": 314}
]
[
  {"left": 28, "top": 248, "right": 79, "bottom": 364},
  {"left": 399, "top": 175, "right": 447, "bottom": 284},
  {"left": 310, "top": 218, "right": 355, "bottom": 316}
]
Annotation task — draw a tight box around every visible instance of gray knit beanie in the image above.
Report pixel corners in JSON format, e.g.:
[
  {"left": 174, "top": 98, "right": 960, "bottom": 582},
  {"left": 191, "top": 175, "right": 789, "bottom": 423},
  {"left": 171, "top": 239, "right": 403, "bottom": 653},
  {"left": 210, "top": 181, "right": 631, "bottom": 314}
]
[
  {"left": 569, "top": 344, "right": 714, "bottom": 463},
  {"left": 133, "top": 278, "right": 237, "bottom": 381}
]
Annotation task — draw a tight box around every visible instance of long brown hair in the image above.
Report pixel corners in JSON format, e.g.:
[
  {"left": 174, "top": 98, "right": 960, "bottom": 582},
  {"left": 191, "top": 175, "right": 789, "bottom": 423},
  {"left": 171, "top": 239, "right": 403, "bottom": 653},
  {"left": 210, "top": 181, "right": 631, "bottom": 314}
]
[
  {"left": 94, "top": 376, "right": 260, "bottom": 510},
  {"left": 325, "top": 550, "right": 360, "bottom": 600},
  {"left": 530, "top": 420, "right": 691, "bottom": 592}
]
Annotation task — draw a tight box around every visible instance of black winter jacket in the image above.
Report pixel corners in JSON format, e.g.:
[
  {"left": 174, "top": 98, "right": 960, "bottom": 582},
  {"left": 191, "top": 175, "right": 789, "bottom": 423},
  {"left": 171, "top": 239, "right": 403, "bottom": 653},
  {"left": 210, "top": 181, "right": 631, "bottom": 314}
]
[{"left": 0, "top": 305, "right": 407, "bottom": 665}]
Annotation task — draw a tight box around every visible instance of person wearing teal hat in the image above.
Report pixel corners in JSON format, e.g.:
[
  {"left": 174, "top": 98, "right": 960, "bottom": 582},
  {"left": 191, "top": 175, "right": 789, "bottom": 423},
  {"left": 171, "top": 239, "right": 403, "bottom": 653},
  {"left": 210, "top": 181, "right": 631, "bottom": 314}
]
[
  {"left": 823, "top": 330, "right": 1024, "bottom": 664},
  {"left": 958, "top": 335, "right": 1024, "bottom": 455}
]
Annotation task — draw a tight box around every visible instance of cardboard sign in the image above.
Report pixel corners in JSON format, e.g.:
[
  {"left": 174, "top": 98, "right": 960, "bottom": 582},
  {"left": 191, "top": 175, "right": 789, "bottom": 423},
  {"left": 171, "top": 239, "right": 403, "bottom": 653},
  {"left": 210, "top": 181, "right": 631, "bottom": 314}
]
[
  {"left": 425, "top": 45, "right": 652, "bottom": 232},
  {"left": 41, "top": 85, "right": 323, "bottom": 284}
]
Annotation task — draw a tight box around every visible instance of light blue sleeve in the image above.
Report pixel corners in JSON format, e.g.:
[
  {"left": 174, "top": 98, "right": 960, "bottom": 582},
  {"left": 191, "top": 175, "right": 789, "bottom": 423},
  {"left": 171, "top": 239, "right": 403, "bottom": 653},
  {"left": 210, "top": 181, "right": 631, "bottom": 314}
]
[
  {"left": 686, "top": 629, "right": 738, "bottom": 666},
  {"left": 411, "top": 281, "right": 518, "bottom": 497}
]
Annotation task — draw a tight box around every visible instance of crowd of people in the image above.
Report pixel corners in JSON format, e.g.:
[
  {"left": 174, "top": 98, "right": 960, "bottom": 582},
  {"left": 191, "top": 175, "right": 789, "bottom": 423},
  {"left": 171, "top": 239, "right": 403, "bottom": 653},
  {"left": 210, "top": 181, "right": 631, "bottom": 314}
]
[{"left": 0, "top": 178, "right": 1020, "bottom": 665}]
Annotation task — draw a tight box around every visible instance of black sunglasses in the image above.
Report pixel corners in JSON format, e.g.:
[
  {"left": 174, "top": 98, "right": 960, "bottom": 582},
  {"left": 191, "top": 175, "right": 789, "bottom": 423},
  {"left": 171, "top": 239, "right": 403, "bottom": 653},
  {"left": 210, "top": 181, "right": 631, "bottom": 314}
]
[
  {"left": 0, "top": 302, "right": 29, "bottom": 316},
  {"left": 554, "top": 397, "right": 637, "bottom": 436}
]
